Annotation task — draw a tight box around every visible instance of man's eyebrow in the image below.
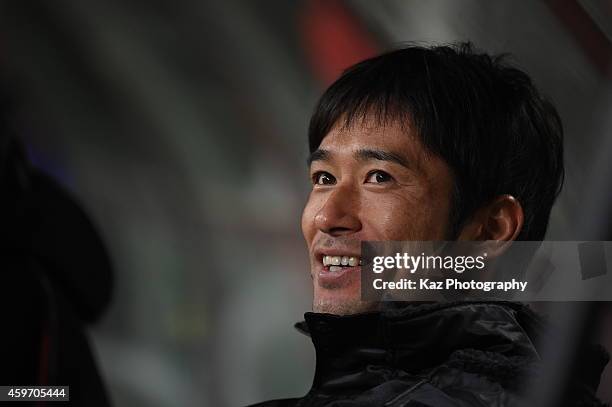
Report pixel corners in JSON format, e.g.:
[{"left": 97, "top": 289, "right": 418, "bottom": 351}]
[
  {"left": 307, "top": 149, "right": 330, "bottom": 166},
  {"left": 355, "top": 149, "right": 412, "bottom": 169}
]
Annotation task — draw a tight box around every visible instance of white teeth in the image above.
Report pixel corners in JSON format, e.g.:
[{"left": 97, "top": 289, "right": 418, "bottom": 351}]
[
  {"left": 323, "top": 255, "right": 361, "bottom": 267},
  {"left": 329, "top": 266, "right": 343, "bottom": 272}
]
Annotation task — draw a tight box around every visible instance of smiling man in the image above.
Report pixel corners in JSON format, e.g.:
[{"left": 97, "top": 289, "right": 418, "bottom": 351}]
[
  {"left": 304, "top": 118, "right": 456, "bottom": 315},
  {"left": 251, "top": 43, "right": 607, "bottom": 407}
]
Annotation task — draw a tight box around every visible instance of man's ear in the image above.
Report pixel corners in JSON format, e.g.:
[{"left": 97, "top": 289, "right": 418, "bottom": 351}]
[{"left": 457, "top": 195, "right": 524, "bottom": 241}]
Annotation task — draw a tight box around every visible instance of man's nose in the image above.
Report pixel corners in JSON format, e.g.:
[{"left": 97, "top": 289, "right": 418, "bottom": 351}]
[{"left": 314, "top": 186, "right": 361, "bottom": 236}]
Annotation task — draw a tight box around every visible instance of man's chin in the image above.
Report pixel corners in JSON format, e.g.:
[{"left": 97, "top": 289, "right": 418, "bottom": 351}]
[
  {"left": 312, "top": 295, "right": 378, "bottom": 315},
  {"left": 312, "top": 273, "right": 378, "bottom": 315}
]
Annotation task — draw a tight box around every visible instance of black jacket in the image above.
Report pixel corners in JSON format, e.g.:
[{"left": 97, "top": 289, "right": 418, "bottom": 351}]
[{"left": 251, "top": 302, "right": 607, "bottom": 407}]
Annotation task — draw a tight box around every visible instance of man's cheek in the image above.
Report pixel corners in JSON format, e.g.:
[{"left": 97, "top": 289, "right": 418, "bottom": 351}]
[
  {"left": 364, "top": 200, "right": 417, "bottom": 239},
  {"left": 300, "top": 210, "right": 311, "bottom": 242},
  {"left": 301, "top": 198, "right": 319, "bottom": 243}
]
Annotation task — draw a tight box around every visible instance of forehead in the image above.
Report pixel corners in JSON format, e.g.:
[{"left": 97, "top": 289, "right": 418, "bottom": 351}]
[{"left": 318, "top": 116, "right": 430, "bottom": 165}]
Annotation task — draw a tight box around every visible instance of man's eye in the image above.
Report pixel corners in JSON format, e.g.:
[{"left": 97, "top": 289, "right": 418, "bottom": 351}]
[
  {"left": 365, "top": 170, "right": 393, "bottom": 184},
  {"left": 312, "top": 171, "right": 336, "bottom": 185}
]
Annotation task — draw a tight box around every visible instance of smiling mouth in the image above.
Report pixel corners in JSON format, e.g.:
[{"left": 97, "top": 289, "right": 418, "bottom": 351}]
[{"left": 322, "top": 255, "right": 363, "bottom": 272}]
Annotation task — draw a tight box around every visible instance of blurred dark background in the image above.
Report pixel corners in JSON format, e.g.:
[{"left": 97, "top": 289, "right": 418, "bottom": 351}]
[{"left": 0, "top": 1, "right": 611, "bottom": 406}]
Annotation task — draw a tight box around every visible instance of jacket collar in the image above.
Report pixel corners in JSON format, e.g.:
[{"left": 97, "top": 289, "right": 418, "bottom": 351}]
[{"left": 296, "top": 301, "right": 543, "bottom": 390}]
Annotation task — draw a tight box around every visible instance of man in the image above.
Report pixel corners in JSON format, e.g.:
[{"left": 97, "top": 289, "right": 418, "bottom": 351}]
[{"left": 252, "top": 43, "right": 607, "bottom": 406}]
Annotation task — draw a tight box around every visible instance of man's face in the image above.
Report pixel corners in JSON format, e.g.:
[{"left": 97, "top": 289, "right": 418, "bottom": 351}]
[{"left": 301, "top": 116, "right": 455, "bottom": 315}]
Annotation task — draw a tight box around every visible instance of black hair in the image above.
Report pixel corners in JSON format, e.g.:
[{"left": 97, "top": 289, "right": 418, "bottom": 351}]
[{"left": 308, "top": 42, "right": 564, "bottom": 241}]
